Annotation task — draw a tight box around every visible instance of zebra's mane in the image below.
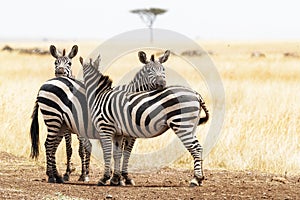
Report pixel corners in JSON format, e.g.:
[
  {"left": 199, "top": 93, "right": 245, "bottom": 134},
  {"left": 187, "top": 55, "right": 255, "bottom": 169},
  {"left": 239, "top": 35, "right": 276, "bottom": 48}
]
[
  {"left": 81, "top": 56, "right": 113, "bottom": 91},
  {"left": 90, "top": 67, "right": 113, "bottom": 92},
  {"left": 99, "top": 74, "right": 113, "bottom": 90}
]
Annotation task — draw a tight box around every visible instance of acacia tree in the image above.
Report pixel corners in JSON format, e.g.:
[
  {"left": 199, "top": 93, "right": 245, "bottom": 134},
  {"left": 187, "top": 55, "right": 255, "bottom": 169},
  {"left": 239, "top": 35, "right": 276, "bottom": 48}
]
[{"left": 130, "top": 8, "right": 167, "bottom": 43}]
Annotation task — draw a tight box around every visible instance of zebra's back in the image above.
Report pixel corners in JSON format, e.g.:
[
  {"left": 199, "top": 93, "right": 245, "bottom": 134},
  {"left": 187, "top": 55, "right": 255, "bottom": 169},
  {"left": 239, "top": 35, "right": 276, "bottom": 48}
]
[{"left": 94, "top": 85, "right": 202, "bottom": 138}]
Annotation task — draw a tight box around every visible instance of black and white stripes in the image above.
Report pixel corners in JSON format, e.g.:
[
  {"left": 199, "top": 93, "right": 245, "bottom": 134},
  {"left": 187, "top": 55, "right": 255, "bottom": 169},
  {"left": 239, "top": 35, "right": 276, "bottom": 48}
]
[
  {"left": 30, "top": 45, "right": 92, "bottom": 183},
  {"left": 81, "top": 55, "right": 209, "bottom": 186},
  {"left": 30, "top": 50, "right": 171, "bottom": 184},
  {"left": 30, "top": 76, "right": 93, "bottom": 183}
]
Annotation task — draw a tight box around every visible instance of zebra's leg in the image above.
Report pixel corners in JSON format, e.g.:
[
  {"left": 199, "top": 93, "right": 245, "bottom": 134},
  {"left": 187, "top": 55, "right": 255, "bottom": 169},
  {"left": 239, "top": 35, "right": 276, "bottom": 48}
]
[
  {"left": 176, "top": 132, "right": 204, "bottom": 187},
  {"left": 97, "top": 134, "right": 113, "bottom": 186},
  {"left": 77, "top": 136, "right": 86, "bottom": 181},
  {"left": 121, "top": 136, "right": 136, "bottom": 186},
  {"left": 63, "top": 132, "right": 74, "bottom": 181},
  {"left": 78, "top": 136, "right": 91, "bottom": 182},
  {"left": 84, "top": 139, "right": 92, "bottom": 181},
  {"left": 45, "top": 135, "right": 54, "bottom": 183},
  {"left": 45, "top": 133, "right": 64, "bottom": 183},
  {"left": 110, "top": 135, "right": 123, "bottom": 186}
]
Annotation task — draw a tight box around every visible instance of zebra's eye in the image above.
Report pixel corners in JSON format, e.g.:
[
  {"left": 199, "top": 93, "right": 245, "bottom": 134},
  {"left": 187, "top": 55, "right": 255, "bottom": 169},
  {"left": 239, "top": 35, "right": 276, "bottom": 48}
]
[
  {"left": 68, "top": 61, "right": 72, "bottom": 66},
  {"left": 55, "top": 60, "right": 59, "bottom": 65}
]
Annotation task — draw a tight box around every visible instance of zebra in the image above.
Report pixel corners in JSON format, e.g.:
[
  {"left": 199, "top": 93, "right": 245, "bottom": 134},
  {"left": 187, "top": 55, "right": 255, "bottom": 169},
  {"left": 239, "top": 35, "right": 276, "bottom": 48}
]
[
  {"left": 51, "top": 44, "right": 84, "bottom": 181},
  {"left": 88, "top": 51, "right": 170, "bottom": 186},
  {"left": 80, "top": 56, "right": 209, "bottom": 187},
  {"left": 30, "top": 44, "right": 92, "bottom": 182},
  {"left": 30, "top": 50, "right": 170, "bottom": 183},
  {"left": 50, "top": 44, "right": 94, "bottom": 182}
]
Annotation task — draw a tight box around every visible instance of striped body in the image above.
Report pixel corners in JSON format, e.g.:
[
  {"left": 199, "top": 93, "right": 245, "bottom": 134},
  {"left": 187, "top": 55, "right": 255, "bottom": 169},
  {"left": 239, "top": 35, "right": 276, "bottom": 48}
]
[
  {"left": 37, "top": 78, "right": 93, "bottom": 138},
  {"left": 31, "top": 77, "right": 94, "bottom": 183},
  {"left": 93, "top": 85, "right": 202, "bottom": 138},
  {"left": 82, "top": 59, "right": 209, "bottom": 186}
]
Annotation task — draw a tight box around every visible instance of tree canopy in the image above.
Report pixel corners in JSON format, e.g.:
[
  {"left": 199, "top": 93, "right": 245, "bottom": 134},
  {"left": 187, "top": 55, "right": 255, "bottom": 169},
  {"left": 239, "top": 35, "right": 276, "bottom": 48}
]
[
  {"left": 130, "top": 8, "right": 167, "bottom": 28},
  {"left": 130, "top": 8, "right": 167, "bottom": 42}
]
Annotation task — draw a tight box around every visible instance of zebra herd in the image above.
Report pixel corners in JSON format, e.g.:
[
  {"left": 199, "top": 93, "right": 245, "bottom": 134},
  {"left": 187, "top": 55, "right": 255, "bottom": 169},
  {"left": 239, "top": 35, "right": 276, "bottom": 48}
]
[{"left": 30, "top": 45, "right": 209, "bottom": 187}]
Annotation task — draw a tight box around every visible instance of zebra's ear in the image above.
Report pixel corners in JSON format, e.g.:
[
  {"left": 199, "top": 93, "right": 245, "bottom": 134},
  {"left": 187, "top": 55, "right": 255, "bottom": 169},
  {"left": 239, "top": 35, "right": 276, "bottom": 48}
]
[
  {"left": 93, "top": 55, "right": 101, "bottom": 67},
  {"left": 68, "top": 45, "right": 78, "bottom": 59},
  {"left": 79, "top": 57, "right": 84, "bottom": 65},
  {"left": 159, "top": 50, "right": 170, "bottom": 63},
  {"left": 150, "top": 55, "right": 155, "bottom": 62},
  {"left": 50, "top": 45, "right": 59, "bottom": 58},
  {"left": 138, "top": 51, "right": 148, "bottom": 64}
]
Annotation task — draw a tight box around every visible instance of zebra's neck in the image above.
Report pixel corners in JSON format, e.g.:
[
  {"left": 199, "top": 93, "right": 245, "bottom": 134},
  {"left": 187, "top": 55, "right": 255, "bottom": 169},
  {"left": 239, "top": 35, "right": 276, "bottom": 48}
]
[
  {"left": 83, "top": 64, "right": 112, "bottom": 107},
  {"left": 127, "top": 80, "right": 153, "bottom": 92},
  {"left": 127, "top": 70, "right": 154, "bottom": 92}
]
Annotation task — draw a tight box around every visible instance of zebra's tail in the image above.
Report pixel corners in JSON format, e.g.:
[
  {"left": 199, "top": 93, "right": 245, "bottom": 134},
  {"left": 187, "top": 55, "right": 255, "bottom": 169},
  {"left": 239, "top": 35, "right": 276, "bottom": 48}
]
[
  {"left": 197, "top": 94, "right": 209, "bottom": 125},
  {"left": 30, "top": 100, "right": 40, "bottom": 159}
]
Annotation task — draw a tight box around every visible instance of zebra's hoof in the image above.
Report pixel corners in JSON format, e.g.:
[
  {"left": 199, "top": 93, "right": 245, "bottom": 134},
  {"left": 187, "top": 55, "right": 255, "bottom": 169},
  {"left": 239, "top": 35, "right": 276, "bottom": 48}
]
[
  {"left": 189, "top": 181, "right": 199, "bottom": 187},
  {"left": 78, "top": 174, "right": 90, "bottom": 182},
  {"left": 63, "top": 174, "right": 70, "bottom": 182},
  {"left": 119, "top": 180, "right": 126, "bottom": 186},
  {"left": 55, "top": 176, "right": 64, "bottom": 184},
  {"left": 110, "top": 180, "right": 121, "bottom": 186},
  {"left": 110, "top": 174, "right": 122, "bottom": 186},
  {"left": 48, "top": 177, "right": 64, "bottom": 184},
  {"left": 48, "top": 177, "right": 56, "bottom": 183},
  {"left": 125, "top": 179, "right": 135, "bottom": 186},
  {"left": 189, "top": 176, "right": 204, "bottom": 187},
  {"left": 97, "top": 180, "right": 107, "bottom": 186},
  {"left": 78, "top": 175, "right": 90, "bottom": 182}
]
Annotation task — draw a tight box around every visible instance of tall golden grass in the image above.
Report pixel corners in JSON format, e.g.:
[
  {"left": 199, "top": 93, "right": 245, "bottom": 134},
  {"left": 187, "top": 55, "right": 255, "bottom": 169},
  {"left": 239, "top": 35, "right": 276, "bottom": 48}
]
[{"left": 0, "top": 41, "right": 299, "bottom": 176}]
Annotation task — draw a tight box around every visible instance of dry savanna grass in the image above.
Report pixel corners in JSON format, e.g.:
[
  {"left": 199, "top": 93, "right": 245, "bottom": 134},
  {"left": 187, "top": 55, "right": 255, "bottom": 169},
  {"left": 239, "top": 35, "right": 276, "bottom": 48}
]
[{"left": 0, "top": 40, "right": 299, "bottom": 176}]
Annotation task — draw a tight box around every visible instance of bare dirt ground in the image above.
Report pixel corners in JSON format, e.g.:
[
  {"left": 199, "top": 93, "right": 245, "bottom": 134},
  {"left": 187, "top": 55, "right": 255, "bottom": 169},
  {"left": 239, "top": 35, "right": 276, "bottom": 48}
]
[{"left": 0, "top": 152, "right": 299, "bottom": 200}]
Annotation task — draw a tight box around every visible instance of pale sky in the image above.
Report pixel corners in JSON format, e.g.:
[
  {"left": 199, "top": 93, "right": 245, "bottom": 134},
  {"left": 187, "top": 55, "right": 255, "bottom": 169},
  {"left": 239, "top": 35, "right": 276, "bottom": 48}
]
[{"left": 0, "top": 0, "right": 299, "bottom": 41}]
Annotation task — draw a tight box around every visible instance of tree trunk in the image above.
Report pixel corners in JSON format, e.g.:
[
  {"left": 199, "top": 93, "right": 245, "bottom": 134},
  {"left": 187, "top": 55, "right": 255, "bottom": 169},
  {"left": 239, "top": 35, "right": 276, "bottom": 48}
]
[{"left": 149, "top": 26, "right": 153, "bottom": 43}]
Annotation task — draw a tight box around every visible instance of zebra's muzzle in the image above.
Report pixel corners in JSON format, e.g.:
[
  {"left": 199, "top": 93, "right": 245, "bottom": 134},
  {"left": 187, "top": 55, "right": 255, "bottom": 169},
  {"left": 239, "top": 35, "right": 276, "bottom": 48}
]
[
  {"left": 55, "top": 68, "right": 65, "bottom": 77},
  {"left": 156, "top": 78, "right": 166, "bottom": 90}
]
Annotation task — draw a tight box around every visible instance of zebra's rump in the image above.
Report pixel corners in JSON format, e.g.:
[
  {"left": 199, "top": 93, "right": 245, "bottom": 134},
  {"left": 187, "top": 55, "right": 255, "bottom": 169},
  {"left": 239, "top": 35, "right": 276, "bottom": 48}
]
[{"left": 36, "top": 77, "right": 96, "bottom": 138}]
